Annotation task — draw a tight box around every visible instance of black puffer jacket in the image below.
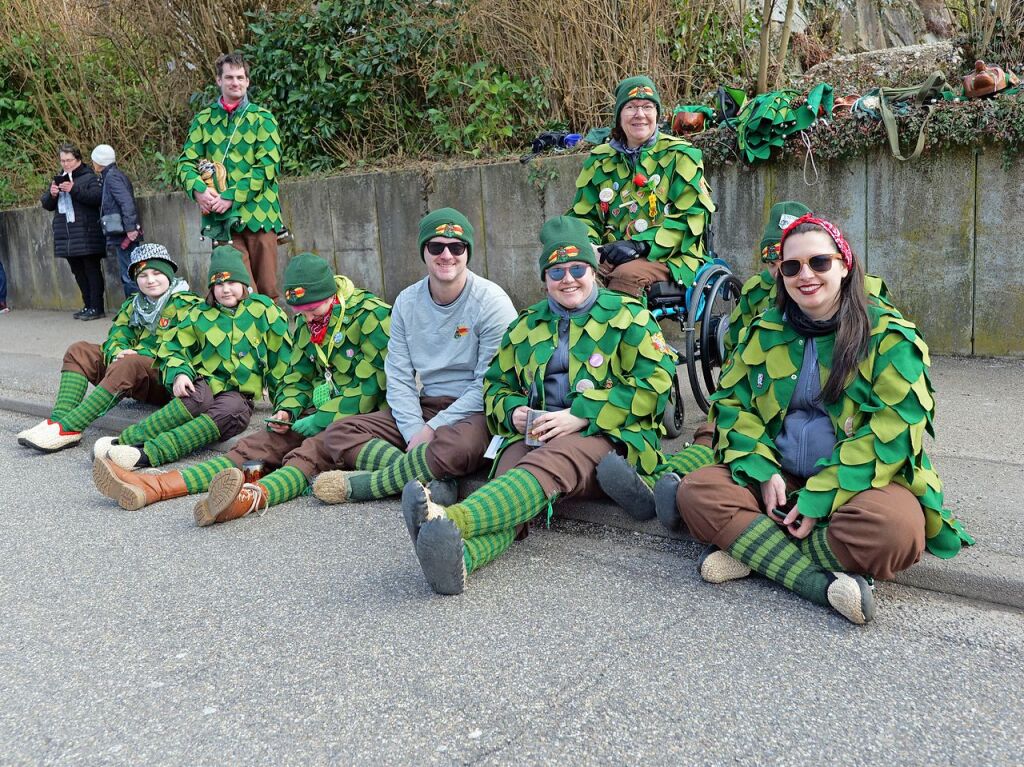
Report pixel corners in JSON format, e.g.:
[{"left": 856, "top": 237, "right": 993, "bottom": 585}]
[
  {"left": 99, "top": 163, "right": 142, "bottom": 247},
  {"left": 40, "top": 162, "right": 105, "bottom": 260}
]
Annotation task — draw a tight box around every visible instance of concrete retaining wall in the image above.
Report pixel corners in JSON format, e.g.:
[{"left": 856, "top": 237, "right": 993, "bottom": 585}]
[{"left": 2, "top": 148, "right": 1020, "bottom": 356}]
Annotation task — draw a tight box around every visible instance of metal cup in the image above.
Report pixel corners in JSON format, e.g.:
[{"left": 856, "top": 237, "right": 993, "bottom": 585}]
[
  {"left": 524, "top": 409, "right": 544, "bottom": 448},
  {"left": 242, "top": 460, "right": 264, "bottom": 483}
]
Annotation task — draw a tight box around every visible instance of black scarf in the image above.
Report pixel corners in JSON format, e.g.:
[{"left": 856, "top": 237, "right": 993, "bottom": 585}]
[{"left": 786, "top": 304, "right": 839, "bottom": 337}]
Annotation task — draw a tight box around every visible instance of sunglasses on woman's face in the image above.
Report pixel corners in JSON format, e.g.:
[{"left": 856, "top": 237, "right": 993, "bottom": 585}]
[
  {"left": 425, "top": 241, "right": 467, "bottom": 257},
  {"left": 779, "top": 253, "right": 844, "bottom": 278},
  {"left": 547, "top": 264, "right": 589, "bottom": 281}
]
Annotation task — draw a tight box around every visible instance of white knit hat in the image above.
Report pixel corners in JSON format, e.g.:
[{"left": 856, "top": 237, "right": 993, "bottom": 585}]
[{"left": 91, "top": 144, "right": 116, "bottom": 166}]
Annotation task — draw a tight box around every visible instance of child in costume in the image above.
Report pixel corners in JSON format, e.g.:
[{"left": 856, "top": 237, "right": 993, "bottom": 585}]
[
  {"left": 570, "top": 75, "right": 715, "bottom": 297},
  {"left": 92, "top": 245, "right": 290, "bottom": 483},
  {"left": 92, "top": 253, "right": 391, "bottom": 521},
  {"left": 671, "top": 214, "right": 973, "bottom": 623},
  {"left": 402, "top": 216, "right": 675, "bottom": 595},
  {"left": 17, "top": 244, "right": 199, "bottom": 452}
]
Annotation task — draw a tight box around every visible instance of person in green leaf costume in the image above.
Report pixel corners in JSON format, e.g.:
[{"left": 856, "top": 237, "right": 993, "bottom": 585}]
[
  {"left": 18, "top": 244, "right": 201, "bottom": 453},
  {"left": 401, "top": 216, "right": 676, "bottom": 595},
  {"left": 177, "top": 52, "right": 283, "bottom": 299},
  {"left": 93, "top": 253, "right": 391, "bottom": 523},
  {"left": 570, "top": 75, "right": 715, "bottom": 297},
  {"left": 670, "top": 214, "right": 973, "bottom": 624},
  {"left": 310, "top": 208, "right": 517, "bottom": 510}
]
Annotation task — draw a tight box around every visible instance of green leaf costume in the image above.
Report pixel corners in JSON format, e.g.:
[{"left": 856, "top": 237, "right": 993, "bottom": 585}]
[
  {"left": 158, "top": 294, "right": 291, "bottom": 402},
  {"left": 484, "top": 289, "right": 675, "bottom": 474},
  {"left": 101, "top": 293, "right": 204, "bottom": 365},
  {"left": 710, "top": 304, "right": 973, "bottom": 559},
  {"left": 736, "top": 84, "right": 833, "bottom": 163},
  {"left": 275, "top": 276, "right": 391, "bottom": 426},
  {"left": 724, "top": 270, "right": 898, "bottom": 357},
  {"left": 177, "top": 97, "right": 283, "bottom": 234},
  {"left": 570, "top": 133, "right": 715, "bottom": 288}
]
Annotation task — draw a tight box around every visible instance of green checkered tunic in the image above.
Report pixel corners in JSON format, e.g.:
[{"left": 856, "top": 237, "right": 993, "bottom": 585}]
[
  {"left": 711, "top": 304, "right": 973, "bottom": 559},
  {"left": 724, "top": 271, "right": 899, "bottom": 356},
  {"left": 101, "top": 293, "right": 203, "bottom": 365},
  {"left": 570, "top": 134, "right": 715, "bottom": 288},
  {"left": 275, "top": 276, "right": 391, "bottom": 423},
  {"left": 485, "top": 289, "right": 676, "bottom": 474},
  {"left": 158, "top": 294, "right": 291, "bottom": 402},
  {"left": 177, "top": 97, "right": 283, "bottom": 233}
]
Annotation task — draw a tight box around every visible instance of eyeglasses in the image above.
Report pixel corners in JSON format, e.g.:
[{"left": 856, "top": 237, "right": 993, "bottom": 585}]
[
  {"left": 425, "top": 241, "right": 467, "bottom": 257},
  {"left": 779, "top": 254, "right": 844, "bottom": 278},
  {"left": 546, "top": 264, "right": 589, "bottom": 281},
  {"left": 622, "top": 103, "right": 657, "bottom": 115}
]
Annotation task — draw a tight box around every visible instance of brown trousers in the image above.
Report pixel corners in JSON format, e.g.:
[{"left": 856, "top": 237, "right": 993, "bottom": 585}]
[
  {"left": 495, "top": 433, "right": 615, "bottom": 500},
  {"left": 676, "top": 464, "right": 926, "bottom": 580},
  {"left": 224, "top": 229, "right": 279, "bottom": 300},
  {"left": 62, "top": 341, "right": 171, "bottom": 405},
  {"left": 226, "top": 428, "right": 334, "bottom": 479},
  {"left": 691, "top": 420, "right": 715, "bottom": 448},
  {"left": 179, "top": 379, "right": 254, "bottom": 441},
  {"left": 599, "top": 258, "right": 671, "bottom": 298},
  {"left": 321, "top": 396, "right": 491, "bottom": 480}
]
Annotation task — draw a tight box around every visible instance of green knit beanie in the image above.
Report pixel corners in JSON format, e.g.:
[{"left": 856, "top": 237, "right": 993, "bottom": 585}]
[
  {"left": 283, "top": 252, "right": 336, "bottom": 306},
  {"left": 128, "top": 243, "right": 177, "bottom": 281},
  {"left": 538, "top": 216, "right": 598, "bottom": 278},
  {"left": 760, "top": 201, "right": 812, "bottom": 262},
  {"left": 614, "top": 75, "right": 661, "bottom": 127},
  {"left": 418, "top": 208, "right": 474, "bottom": 262},
  {"left": 208, "top": 245, "right": 251, "bottom": 287}
]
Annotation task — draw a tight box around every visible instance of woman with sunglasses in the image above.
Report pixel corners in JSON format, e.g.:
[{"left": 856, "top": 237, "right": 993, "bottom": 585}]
[
  {"left": 402, "top": 216, "right": 675, "bottom": 595},
  {"left": 569, "top": 76, "right": 715, "bottom": 297},
  {"left": 668, "top": 214, "right": 972, "bottom": 624}
]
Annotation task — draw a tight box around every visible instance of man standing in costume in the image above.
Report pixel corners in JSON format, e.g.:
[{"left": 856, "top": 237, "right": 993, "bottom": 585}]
[{"left": 177, "top": 52, "right": 283, "bottom": 299}]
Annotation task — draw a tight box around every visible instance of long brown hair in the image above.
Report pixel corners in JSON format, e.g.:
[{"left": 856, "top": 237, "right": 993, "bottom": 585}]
[{"left": 775, "top": 222, "right": 870, "bottom": 403}]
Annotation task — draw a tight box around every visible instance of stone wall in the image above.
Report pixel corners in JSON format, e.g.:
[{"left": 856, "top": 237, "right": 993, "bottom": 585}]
[{"left": 2, "top": 148, "right": 1020, "bottom": 356}]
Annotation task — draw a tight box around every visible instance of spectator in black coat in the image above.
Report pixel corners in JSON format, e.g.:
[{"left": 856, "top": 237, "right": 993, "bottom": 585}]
[
  {"left": 40, "top": 142, "right": 107, "bottom": 320},
  {"left": 92, "top": 144, "right": 142, "bottom": 298}
]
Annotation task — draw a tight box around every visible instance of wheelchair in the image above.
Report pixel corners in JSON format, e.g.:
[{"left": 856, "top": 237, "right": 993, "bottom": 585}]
[{"left": 647, "top": 257, "right": 742, "bottom": 437}]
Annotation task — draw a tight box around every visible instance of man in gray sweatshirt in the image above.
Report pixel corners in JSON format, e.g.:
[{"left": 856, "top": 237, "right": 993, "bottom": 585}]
[{"left": 312, "top": 208, "right": 518, "bottom": 505}]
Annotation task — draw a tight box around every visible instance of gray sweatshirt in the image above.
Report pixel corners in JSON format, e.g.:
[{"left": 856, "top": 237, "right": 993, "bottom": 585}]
[{"left": 385, "top": 271, "right": 518, "bottom": 442}]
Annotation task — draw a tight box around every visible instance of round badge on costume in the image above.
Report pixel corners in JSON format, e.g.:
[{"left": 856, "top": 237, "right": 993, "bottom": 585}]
[
  {"left": 346, "top": 348, "right": 355, "bottom": 358},
  {"left": 612, "top": 182, "right": 620, "bottom": 191},
  {"left": 589, "top": 353, "right": 604, "bottom": 367},
  {"left": 333, "top": 332, "right": 344, "bottom": 344},
  {"left": 629, "top": 203, "right": 638, "bottom": 214},
  {"left": 599, "top": 188, "right": 614, "bottom": 203},
  {"left": 576, "top": 379, "right": 595, "bottom": 393},
  {"left": 650, "top": 174, "right": 661, "bottom": 186},
  {"left": 635, "top": 219, "right": 649, "bottom": 233}
]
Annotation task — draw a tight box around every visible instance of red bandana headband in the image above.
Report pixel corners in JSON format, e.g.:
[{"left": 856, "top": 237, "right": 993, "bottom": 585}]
[{"left": 779, "top": 213, "right": 854, "bottom": 271}]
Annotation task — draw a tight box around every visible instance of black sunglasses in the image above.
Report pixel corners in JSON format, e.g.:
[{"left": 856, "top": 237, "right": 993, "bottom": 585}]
[
  {"left": 779, "top": 254, "right": 843, "bottom": 278},
  {"left": 547, "top": 264, "right": 589, "bottom": 281},
  {"left": 425, "top": 241, "right": 467, "bottom": 257}
]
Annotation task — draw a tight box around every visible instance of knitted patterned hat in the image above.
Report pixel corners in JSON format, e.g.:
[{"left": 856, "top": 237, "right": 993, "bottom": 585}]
[
  {"left": 760, "top": 201, "right": 812, "bottom": 262},
  {"left": 282, "top": 252, "right": 336, "bottom": 306},
  {"left": 538, "top": 216, "right": 598, "bottom": 278},
  {"left": 614, "top": 76, "right": 661, "bottom": 126},
  {"left": 208, "top": 245, "right": 251, "bottom": 288},
  {"left": 417, "top": 208, "right": 474, "bottom": 262},
  {"left": 128, "top": 243, "right": 177, "bottom": 280}
]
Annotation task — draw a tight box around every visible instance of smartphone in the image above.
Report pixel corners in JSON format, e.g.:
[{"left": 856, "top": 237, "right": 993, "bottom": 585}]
[
  {"left": 264, "top": 417, "right": 291, "bottom": 427},
  {"left": 54, "top": 173, "right": 68, "bottom": 186}
]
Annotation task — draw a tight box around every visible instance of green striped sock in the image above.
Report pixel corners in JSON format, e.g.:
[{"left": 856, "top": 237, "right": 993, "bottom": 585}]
[
  {"left": 51, "top": 371, "right": 89, "bottom": 421},
  {"left": 659, "top": 444, "right": 715, "bottom": 478},
  {"left": 799, "top": 525, "right": 844, "bottom": 571},
  {"left": 354, "top": 438, "right": 404, "bottom": 471},
  {"left": 181, "top": 456, "right": 236, "bottom": 494},
  {"left": 120, "top": 398, "right": 193, "bottom": 446},
  {"left": 57, "top": 387, "right": 119, "bottom": 432},
  {"left": 143, "top": 414, "right": 221, "bottom": 466},
  {"left": 727, "top": 516, "right": 831, "bottom": 606},
  {"left": 463, "top": 529, "right": 517, "bottom": 574},
  {"left": 346, "top": 443, "right": 433, "bottom": 501},
  {"left": 259, "top": 466, "right": 309, "bottom": 507},
  {"left": 447, "top": 468, "right": 549, "bottom": 538}
]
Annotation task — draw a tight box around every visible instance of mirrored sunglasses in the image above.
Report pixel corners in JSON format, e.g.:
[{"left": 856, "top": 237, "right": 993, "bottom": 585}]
[
  {"left": 425, "top": 241, "right": 467, "bottom": 257},
  {"left": 547, "top": 264, "right": 589, "bottom": 281},
  {"left": 779, "top": 254, "right": 843, "bottom": 278}
]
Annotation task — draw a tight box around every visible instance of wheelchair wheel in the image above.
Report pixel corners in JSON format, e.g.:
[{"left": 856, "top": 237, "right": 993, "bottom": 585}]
[
  {"left": 686, "top": 268, "right": 742, "bottom": 413},
  {"left": 663, "top": 372, "right": 684, "bottom": 438}
]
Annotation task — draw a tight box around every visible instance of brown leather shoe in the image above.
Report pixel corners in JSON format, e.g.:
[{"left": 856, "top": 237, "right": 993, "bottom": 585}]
[
  {"left": 93, "top": 457, "right": 187, "bottom": 510},
  {"left": 197, "top": 467, "right": 268, "bottom": 527}
]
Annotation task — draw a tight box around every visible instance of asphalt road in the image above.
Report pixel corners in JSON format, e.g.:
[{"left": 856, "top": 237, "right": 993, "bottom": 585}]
[{"left": 1, "top": 409, "right": 1022, "bottom": 766}]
